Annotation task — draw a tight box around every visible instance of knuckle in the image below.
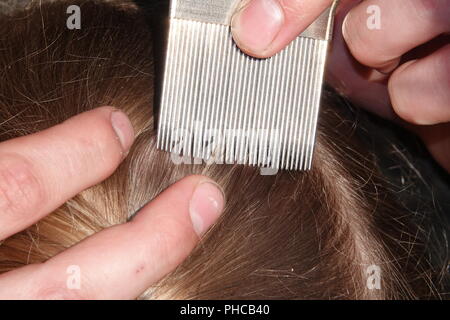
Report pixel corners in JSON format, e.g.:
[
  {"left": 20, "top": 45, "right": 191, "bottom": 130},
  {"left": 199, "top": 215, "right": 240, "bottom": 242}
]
[
  {"left": 33, "top": 264, "right": 94, "bottom": 300},
  {"left": 0, "top": 154, "right": 46, "bottom": 218}
]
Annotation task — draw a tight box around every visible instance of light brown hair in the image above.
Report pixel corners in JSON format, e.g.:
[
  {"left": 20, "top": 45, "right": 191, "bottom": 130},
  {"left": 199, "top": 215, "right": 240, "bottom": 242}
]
[{"left": 0, "top": 0, "right": 448, "bottom": 299}]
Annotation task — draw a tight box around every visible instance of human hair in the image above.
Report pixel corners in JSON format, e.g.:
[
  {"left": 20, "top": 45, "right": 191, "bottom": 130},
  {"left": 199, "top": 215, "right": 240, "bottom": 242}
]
[{"left": 0, "top": 0, "right": 448, "bottom": 299}]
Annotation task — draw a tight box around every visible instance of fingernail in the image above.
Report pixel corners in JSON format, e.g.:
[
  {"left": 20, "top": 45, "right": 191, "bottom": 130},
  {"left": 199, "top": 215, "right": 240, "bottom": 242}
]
[
  {"left": 189, "top": 181, "right": 225, "bottom": 236},
  {"left": 231, "top": 0, "right": 284, "bottom": 54},
  {"left": 110, "top": 110, "right": 134, "bottom": 153}
]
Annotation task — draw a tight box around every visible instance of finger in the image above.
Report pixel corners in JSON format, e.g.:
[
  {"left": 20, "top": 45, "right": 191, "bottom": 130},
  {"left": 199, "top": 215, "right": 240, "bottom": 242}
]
[
  {"left": 388, "top": 44, "right": 450, "bottom": 125},
  {"left": 343, "top": 0, "right": 450, "bottom": 71},
  {"left": 326, "top": 0, "right": 397, "bottom": 120},
  {"left": 231, "top": 0, "right": 333, "bottom": 58},
  {"left": 0, "top": 175, "right": 225, "bottom": 299},
  {"left": 0, "top": 107, "right": 134, "bottom": 240}
]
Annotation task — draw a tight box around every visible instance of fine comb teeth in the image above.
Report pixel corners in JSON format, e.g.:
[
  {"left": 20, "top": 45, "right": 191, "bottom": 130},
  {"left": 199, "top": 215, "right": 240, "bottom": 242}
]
[{"left": 157, "top": 0, "right": 338, "bottom": 170}]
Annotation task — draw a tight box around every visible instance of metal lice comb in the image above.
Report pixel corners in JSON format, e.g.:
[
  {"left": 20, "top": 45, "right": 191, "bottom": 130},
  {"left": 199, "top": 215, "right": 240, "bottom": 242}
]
[{"left": 157, "top": 0, "right": 338, "bottom": 170}]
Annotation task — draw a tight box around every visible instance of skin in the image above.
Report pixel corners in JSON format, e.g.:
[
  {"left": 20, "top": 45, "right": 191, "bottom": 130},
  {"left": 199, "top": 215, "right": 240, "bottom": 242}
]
[
  {"left": 232, "top": 0, "right": 450, "bottom": 172},
  {"left": 0, "top": 107, "right": 225, "bottom": 299}
]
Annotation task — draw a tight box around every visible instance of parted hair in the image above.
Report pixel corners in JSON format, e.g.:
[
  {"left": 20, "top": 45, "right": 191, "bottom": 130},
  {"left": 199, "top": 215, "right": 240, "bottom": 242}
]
[{"left": 0, "top": 0, "right": 448, "bottom": 299}]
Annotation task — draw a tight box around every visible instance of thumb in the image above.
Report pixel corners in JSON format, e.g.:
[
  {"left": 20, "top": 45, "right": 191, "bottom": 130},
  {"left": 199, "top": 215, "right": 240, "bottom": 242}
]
[{"left": 231, "top": 0, "right": 333, "bottom": 58}]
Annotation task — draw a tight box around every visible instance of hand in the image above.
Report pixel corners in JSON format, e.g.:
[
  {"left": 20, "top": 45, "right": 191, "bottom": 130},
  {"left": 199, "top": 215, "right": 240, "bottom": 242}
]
[
  {"left": 0, "top": 107, "right": 224, "bottom": 299},
  {"left": 231, "top": 0, "right": 334, "bottom": 58},
  {"left": 231, "top": 0, "right": 450, "bottom": 172}
]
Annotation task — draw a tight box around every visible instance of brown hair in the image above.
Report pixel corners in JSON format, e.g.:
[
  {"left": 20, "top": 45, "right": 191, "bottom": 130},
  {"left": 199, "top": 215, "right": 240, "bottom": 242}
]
[{"left": 0, "top": 0, "right": 447, "bottom": 299}]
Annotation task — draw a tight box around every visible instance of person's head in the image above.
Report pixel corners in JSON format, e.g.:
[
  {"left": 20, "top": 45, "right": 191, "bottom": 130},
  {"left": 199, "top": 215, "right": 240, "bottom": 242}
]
[{"left": 0, "top": 0, "right": 447, "bottom": 299}]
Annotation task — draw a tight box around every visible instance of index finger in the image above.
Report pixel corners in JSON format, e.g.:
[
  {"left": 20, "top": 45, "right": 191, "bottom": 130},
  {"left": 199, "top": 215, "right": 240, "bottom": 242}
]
[
  {"left": 0, "top": 175, "right": 225, "bottom": 299},
  {"left": 0, "top": 107, "right": 134, "bottom": 240},
  {"left": 231, "top": 0, "right": 334, "bottom": 58}
]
